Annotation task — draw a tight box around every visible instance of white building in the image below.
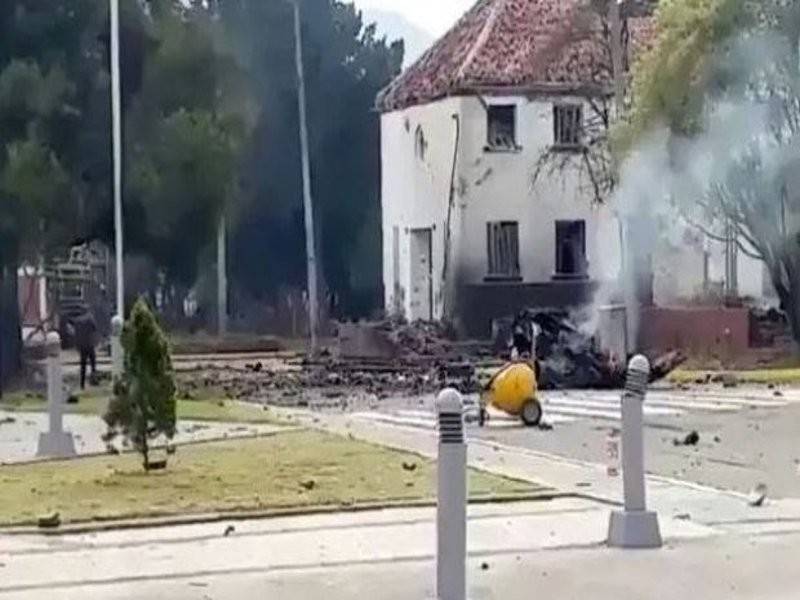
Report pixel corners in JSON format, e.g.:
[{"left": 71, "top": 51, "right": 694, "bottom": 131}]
[
  {"left": 377, "top": 0, "right": 774, "bottom": 338},
  {"left": 377, "top": 0, "right": 653, "bottom": 336}
]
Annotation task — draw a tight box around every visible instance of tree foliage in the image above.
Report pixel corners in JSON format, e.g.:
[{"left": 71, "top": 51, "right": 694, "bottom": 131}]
[
  {"left": 219, "top": 0, "right": 403, "bottom": 315},
  {"left": 104, "top": 298, "right": 176, "bottom": 471},
  {"left": 124, "top": 2, "right": 255, "bottom": 289},
  {"left": 621, "top": 0, "right": 800, "bottom": 344},
  {"left": 0, "top": 0, "right": 404, "bottom": 383},
  {"left": 0, "top": 1, "right": 107, "bottom": 381},
  {"left": 614, "top": 0, "right": 751, "bottom": 156}
]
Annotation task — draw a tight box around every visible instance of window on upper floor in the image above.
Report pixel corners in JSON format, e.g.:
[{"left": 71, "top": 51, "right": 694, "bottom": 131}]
[
  {"left": 555, "top": 220, "right": 588, "bottom": 279},
  {"left": 553, "top": 103, "right": 583, "bottom": 149},
  {"left": 486, "top": 105, "right": 517, "bottom": 151},
  {"left": 486, "top": 221, "right": 521, "bottom": 279}
]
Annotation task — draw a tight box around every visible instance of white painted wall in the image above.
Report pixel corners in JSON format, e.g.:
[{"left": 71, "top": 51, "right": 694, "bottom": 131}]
[
  {"left": 456, "top": 96, "right": 619, "bottom": 284},
  {"left": 381, "top": 95, "right": 620, "bottom": 320},
  {"left": 652, "top": 220, "right": 775, "bottom": 306},
  {"left": 381, "top": 97, "right": 466, "bottom": 320}
]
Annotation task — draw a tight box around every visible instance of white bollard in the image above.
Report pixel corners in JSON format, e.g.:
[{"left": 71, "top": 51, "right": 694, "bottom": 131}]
[
  {"left": 436, "top": 388, "right": 467, "bottom": 600},
  {"left": 607, "top": 354, "right": 662, "bottom": 548},
  {"left": 36, "top": 332, "right": 76, "bottom": 458},
  {"left": 111, "top": 315, "right": 124, "bottom": 380}
]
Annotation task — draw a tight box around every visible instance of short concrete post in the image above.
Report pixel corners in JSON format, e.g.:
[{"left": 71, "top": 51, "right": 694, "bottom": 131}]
[
  {"left": 436, "top": 388, "right": 467, "bottom": 600},
  {"left": 36, "top": 332, "right": 75, "bottom": 458},
  {"left": 111, "top": 315, "right": 123, "bottom": 380},
  {"left": 607, "top": 355, "right": 662, "bottom": 548}
]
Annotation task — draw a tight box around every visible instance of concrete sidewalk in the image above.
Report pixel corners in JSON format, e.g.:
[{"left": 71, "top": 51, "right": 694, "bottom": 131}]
[
  {"left": 0, "top": 498, "right": 723, "bottom": 598},
  {"left": 0, "top": 500, "right": 797, "bottom": 599},
  {"left": 10, "top": 534, "right": 796, "bottom": 600}
]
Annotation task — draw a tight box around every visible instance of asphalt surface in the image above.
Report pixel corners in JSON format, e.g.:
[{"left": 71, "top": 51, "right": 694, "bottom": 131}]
[{"left": 347, "top": 385, "right": 800, "bottom": 498}]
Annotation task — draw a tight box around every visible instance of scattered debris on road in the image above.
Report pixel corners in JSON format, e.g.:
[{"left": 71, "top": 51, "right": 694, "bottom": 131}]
[
  {"left": 674, "top": 431, "right": 700, "bottom": 447},
  {"left": 748, "top": 483, "right": 768, "bottom": 507},
  {"left": 402, "top": 461, "right": 418, "bottom": 472},
  {"left": 37, "top": 512, "right": 61, "bottom": 529},
  {"left": 224, "top": 525, "right": 235, "bottom": 537}
]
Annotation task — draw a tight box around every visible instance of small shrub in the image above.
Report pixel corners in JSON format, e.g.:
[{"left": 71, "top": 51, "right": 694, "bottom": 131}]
[{"left": 104, "top": 298, "right": 177, "bottom": 471}]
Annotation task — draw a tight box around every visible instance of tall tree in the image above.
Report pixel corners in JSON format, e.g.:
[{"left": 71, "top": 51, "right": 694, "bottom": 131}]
[
  {"left": 125, "top": 1, "right": 255, "bottom": 302},
  {"left": 219, "top": 0, "right": 403, "bottom": 317},
  {"left": 619, "top": 0, "right": 800, "bottom": 345},
  {"left": 0, "top": 1, "right": 108, "bottom": 383}
]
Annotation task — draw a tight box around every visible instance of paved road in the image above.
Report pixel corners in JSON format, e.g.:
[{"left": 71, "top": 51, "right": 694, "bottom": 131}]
[{"left": 349, "top": 386, "right": 800, "bottom": 498}]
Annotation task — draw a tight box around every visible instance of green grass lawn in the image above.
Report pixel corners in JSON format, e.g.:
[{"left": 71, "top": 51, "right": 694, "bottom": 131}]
[
  {"left": 0, "top": 430, "right": 544, "bottom": 527},
  {"left": 0, "top": 389, "right": 280, "bottom": 424},
  {"left": 669, "top": 368, "right": 800, "bottom": 385}
]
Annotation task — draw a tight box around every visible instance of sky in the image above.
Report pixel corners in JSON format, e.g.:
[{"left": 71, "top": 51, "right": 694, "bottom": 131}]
[{"left": 355, "top": 0, "right": 474, "bottom": 36}]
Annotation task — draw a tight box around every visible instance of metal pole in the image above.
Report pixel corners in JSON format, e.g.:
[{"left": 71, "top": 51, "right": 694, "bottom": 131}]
[
  {"left": 110, "top": 0, "right": 124, "bottom": 319},
  {"left": 111, "top": 315, "right": 123, "bottom": 379},
  {"left": 37, "top": 332, "right": 75, "bottom": 458},
  {"left": 436, "top": 388, "right": 467, "bottom": 600},
  {"left": 217, "top": 215, "right": 228, "bottom": 337},
  {"left": 607, "top": 355, "right": 661, "bottom": 548},
  {"left": 292, "top": 0, "right": 320, "bottom": 354}
]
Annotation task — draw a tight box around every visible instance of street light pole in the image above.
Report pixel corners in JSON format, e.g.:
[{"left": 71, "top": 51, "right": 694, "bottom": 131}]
[
  {"left": 292, "top": 0, "right": 320, "bottom": 354},
  {"left": 217, "top": 214, "right": 228, "bottom": 337},
  {"left": 110, "top": 0, "right": 125, "bottom": 319}
]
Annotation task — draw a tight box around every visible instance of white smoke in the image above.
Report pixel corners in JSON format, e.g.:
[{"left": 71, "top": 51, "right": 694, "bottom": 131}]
[{"left": 588, "top": 29, "right": 792, "bottom": 350}]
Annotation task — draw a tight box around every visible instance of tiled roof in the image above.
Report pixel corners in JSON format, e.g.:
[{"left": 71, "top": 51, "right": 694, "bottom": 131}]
[{"left": 376, "top": 0, "right": 655, "bottom": 112}]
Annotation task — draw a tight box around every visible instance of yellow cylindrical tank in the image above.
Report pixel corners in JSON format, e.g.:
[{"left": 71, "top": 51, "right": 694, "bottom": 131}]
[{"left": 482, "top": 361, "right": 541, "bottom": 426}]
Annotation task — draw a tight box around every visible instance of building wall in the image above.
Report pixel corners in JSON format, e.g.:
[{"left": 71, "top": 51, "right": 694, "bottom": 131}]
[
  {"left": 455, "top": 96, "right": 619, "bottom": 285},
  {"left": 381, "top": 95, "right": 620, "bottom": 321},
  {"left": 381, "top": 97, "right": 467, "bottom": 320},
  {"left": 652, "top": 221, "right": 774, "bottom": 306}
]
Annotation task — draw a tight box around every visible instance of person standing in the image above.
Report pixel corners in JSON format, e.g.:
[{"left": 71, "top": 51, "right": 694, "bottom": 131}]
[{"left": 71, "top": 310, "right": 97, "bottom": 389}]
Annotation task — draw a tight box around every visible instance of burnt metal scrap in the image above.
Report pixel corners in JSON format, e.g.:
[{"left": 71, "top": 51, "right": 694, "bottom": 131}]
[{"left": 519, "top": 310, "right": 684, "bottom": 390}]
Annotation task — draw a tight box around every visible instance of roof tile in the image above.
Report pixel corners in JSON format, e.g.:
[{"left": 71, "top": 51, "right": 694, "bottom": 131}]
[{"left": 376, "top": 0, "right": 655, "bottom": 112}]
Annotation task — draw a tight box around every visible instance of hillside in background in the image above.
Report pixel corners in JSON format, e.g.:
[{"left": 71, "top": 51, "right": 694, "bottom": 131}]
[{"left": 361, "top": 8, "right": 434, "bottom": 66}]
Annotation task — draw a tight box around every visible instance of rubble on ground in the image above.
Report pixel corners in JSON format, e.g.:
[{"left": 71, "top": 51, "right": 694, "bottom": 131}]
[
  {"left": 748, "top": 483, "right": 768, "bottom": 507},
  {"left": 674, "top": 431, "right": 700, "bottom": 447},
  {"left": 522, "top": 310, "right": 685, "bottom": 390},
  {"left": 174, "top": 313, "right": 686, "bottom": 406}
]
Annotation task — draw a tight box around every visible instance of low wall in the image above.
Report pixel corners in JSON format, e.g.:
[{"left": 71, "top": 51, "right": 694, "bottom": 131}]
[{"left": 638, "top": 306, "right": 750, "bottom": 354}]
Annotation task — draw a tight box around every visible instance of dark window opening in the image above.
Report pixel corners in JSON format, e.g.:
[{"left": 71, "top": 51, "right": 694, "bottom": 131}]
[
  {"left": 487, "top": 221, "right": 520, "bottom": 279},
  {"left": 486, "top": 105, "right": 517, "bottom": 151},
  {"left": 555, "top": 220, "right": 587, "bottom": 278},
  {"left": 553, "top": 104, "right": 583, "bottom": 148}
]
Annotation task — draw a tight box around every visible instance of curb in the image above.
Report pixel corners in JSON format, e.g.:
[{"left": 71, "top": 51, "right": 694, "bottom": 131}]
[{"left": 0, "top": 491, "right": 568, "bottom": 537}]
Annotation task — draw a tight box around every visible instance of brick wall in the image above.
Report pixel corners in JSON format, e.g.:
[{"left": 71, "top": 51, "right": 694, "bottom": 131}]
[{"left": 638, "top": 306, "right": 750, "bottom": 354}]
